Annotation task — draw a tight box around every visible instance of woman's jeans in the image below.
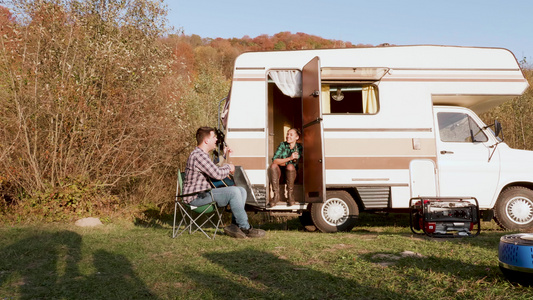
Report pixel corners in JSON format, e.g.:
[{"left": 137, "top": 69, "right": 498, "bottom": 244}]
[{"left": 190, "top": 186, "right": 250, "bottom": 230}]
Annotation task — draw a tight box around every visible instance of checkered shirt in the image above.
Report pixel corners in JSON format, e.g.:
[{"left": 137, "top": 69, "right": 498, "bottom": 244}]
[
  {"left": 183, "top": 147, "right": 231, "bottom": 203},
  {"left": 272, "top": 141, "right": 303, "bottom": 167}
]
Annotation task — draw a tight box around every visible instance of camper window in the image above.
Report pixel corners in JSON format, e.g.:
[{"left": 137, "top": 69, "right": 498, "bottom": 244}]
[
  {"left": 437, "top": 112, "right": 488, "bottom": 143},
  {"left": 321, "top": 84, "right": 378, "bottom": 114}
]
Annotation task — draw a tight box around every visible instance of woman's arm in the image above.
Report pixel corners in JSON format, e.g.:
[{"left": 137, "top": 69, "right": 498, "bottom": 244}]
[
  {"left": 272, "top": 142, "right": 290, "bottom": 166},
  {"left": 273, "top": 156, "right": 292, "bottom": 166}
]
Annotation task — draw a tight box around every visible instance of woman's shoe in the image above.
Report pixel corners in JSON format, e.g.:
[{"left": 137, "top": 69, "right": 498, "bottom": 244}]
[
  {"left": 268, "top": 167, "right": 280, "bottom": 207},
  {"left": 286, "top": 168, "right": 297, "bottom": 206}
]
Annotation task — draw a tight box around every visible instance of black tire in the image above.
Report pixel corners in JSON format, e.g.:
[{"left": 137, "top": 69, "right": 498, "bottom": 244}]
[
  {"left": 494, "top": 186, "right": 533, "bottom": 231},
  {"left": 299, "top": 210, "right": 317, "bottom": 232},
  {"left": 310, "top": 190, "right": 359, "bottom": 233}
]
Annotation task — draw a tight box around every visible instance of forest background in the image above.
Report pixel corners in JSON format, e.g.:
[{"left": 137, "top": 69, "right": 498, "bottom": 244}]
[{"left": 0, "top": 0, "right": 531, "bottom": 223}]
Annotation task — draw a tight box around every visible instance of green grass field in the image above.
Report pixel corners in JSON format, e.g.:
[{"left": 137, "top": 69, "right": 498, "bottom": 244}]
[{"left": 0, "top": 213, "right": 531, "bottom": 299}]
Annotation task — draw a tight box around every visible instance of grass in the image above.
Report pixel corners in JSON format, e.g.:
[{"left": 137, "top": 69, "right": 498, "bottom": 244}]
[{"left": 0, "top": 213, "right": 531, "bottom": 299}]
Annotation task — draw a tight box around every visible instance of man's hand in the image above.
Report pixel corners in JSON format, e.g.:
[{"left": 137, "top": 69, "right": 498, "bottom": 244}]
[
  {"left": 225, "top": 163, "right": 235, "bottom": 174},
  {"left": 224, "top": 147, "right": 233, "bottom": 156}
]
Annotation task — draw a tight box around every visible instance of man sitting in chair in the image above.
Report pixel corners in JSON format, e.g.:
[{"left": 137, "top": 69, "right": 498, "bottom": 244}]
[{"left": 183, "top": 127, "right": 266, "bottom": 239}]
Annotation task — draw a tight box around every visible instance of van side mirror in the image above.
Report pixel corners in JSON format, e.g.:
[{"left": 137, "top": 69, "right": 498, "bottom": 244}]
[{"left": 494, "top": 120, "right": 502, "bottom": 139}]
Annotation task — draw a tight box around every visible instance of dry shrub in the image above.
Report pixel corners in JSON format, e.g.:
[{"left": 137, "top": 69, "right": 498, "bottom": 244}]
[
  {"left": 0, "top": 0, "right": 183, "bottom": 221},
  {"left": 0, "top": 0, "right": 231, "bottom": 223},
  {"left": 480, "top": 63, "right": 533, "bottom": 150}
]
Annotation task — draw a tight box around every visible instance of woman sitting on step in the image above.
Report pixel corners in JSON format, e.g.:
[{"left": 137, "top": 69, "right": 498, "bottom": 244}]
[{"left": 268, "top": 128, "right": 303, "bottom": 207}]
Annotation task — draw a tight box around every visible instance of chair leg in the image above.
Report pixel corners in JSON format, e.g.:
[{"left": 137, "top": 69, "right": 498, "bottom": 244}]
[
  {"left": 173, "top": 201, "right": 193, "bottom": 238},
  {"left": 190, "top": 212, "right": 215, "bottom": 239},
  {"left": 173, "top": 200, "right": 185, "bottom": 238},
  {"left": 211, "top": 206, "right": 225, "bottom": 239},
  {"left": 193, "top": 203, "right": 226, "bottom": 239},
  {"left": 173, "top": 200, "right": 224, "bottom": 239}
]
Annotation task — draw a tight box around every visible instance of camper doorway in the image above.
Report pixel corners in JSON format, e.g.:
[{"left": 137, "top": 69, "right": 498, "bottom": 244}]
[{"left": 267, "top": 73, "right": 304, "bottom": 207}]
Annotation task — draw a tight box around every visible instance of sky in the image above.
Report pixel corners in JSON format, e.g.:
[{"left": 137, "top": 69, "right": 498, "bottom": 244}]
[{"left": 165, "top": 0, "right": 533, "bottom": 63}]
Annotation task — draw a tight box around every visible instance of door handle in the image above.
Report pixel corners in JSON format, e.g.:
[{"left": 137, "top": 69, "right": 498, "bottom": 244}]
[{"left": 440, "top": 150, "right": 454, "bottom": 155}]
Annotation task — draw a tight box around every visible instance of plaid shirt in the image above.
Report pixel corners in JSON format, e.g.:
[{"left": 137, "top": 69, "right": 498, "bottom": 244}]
[
  {"left": 272, "top": 142, "right": 303, "bottom": 167},
  {"left": 183, "top": 147, "right": 231, "bottom": 203}
]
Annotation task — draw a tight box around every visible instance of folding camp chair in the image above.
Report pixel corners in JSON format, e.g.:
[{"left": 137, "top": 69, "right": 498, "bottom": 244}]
[{"left": 172, "top": 168, "right": 224, "bottom": 239}]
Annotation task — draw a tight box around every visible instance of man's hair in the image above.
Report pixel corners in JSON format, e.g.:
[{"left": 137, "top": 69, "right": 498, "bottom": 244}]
[{"left": 196, "top": 127, "right": 215, "bottom": 146}]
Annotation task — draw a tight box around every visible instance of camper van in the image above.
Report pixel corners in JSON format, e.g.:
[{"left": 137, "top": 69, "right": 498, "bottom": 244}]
[{"left": 218, "top": 45, "right": 531, "bottom": 233}]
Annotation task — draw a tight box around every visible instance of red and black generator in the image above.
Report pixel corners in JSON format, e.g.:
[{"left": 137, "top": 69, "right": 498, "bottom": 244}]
[{"left": 409, "top": 197, "right": 480, "bottom": 237}]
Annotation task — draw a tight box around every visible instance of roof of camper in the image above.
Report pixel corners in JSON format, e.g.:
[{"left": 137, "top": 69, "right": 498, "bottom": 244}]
[
  {"left": 232, "top": 45, "right": 529, "bottom": 113},
  {"left": 234, "top": 45, "right": 521, "bottom": 70}
]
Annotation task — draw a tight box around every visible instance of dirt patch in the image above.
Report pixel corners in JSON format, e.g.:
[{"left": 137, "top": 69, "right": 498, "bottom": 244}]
[{"left": 370, "top": 251, "right": 426, "bottom": 267}]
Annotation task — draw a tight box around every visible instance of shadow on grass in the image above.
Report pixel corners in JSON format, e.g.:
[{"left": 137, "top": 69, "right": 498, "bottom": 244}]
[
  {"left": 355, "top": 212, "right": 509, "bottom": 253},
  {"left": 0, "top": 230, "right": 157, "bottom": 299},
  {"left": 134, "top": 208, "right": 169, "bottom": 228},
  {"left": 359, "top": 250, "right": 502, "bottom": 284},
  {"left": 181, "top": 249, "right": 410, "bottom": 299}
]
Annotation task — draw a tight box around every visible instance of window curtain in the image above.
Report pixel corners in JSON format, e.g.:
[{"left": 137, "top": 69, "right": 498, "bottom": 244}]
[
  {"left": 321, "top": 85, "right": 331, "bottom": 113},
  {"left": 362, "top": 86, "right": 378, "bottom": 114},
  {"left": 269, "top": 70, "right": 302, "bottom": 98}
]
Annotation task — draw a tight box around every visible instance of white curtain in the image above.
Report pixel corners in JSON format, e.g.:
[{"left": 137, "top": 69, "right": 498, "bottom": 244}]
[
  {"left": 362, "top": 85, "right": 378, "bottom": 114},
  {"left": 321, "top": 85, "right": 331, "bottom": 113},
  {"left": 269, "top": 70, "right": 302, "bottom": 98}
]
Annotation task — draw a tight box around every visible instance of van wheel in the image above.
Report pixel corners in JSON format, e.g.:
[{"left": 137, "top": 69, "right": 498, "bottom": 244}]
[
  {"left": 299, "top": 210, "right": 317, "bottom": 232},
  {"left": 494, "top": 187, "right": 533, "bottom": 231},
  {"left": 310, "top": 191, "right": 358, "bottom": 233}
]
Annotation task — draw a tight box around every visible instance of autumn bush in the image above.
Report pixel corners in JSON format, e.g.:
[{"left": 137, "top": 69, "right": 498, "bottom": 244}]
[
  {"left": 0, "top": 0, "right": 178, "bottom": 222},
  {"left": 480, "top": 62, "right": 533, "bottom": 149}
]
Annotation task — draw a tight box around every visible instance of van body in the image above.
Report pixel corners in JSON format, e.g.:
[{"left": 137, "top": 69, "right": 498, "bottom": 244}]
[{"left": 220, "top": 45, "right": 531, "bottom": 232}]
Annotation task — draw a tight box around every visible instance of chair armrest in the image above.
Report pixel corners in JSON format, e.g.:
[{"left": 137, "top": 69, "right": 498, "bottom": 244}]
[{"left": 176, "top": 188, "right": 212, "bottom": 199}]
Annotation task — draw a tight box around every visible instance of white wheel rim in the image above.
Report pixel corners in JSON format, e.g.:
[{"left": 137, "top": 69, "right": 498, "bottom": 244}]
[
  {"left": 321, "top": 197, "right": 349, "bottom": 226},
  {"left": 505, "top": 196, "right": 533, "bottom": 225}
]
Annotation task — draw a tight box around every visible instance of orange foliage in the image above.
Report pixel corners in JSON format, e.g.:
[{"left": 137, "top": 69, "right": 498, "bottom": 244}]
[
  {"left": 173, "top": 41, "right": 195, "bottom": 80},
  {"left": 0, "top": 6, "right": 15, "bottom": 47},
  {"left": 0, "top": 5, "right": 14, "bottom": 30},
  {"left": 168, "top": 31, "right": 364, "bottom": 81}
]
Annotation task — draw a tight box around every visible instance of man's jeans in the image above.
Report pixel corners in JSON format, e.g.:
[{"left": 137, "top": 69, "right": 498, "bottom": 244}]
[{"left": 190, "top": 186, "right": 250, "bottom": 230}]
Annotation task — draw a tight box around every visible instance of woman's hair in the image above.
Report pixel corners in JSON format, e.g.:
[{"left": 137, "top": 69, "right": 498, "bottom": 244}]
[{"left": 196, "top": 126, "right": 215, "bottom": 145}]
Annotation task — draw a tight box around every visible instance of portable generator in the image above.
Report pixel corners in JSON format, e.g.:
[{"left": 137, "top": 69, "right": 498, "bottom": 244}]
[
  {"left": 409, "top": 197, "right": 480, "bottom": 237},
  {"left": 499, "top": 233, "right": 533, "bottom": 286}
]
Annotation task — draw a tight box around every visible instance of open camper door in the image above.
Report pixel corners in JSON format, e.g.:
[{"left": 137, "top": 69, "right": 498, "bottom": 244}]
[{"left": 302, "top": 56, "right": 325, "bottom": 203}]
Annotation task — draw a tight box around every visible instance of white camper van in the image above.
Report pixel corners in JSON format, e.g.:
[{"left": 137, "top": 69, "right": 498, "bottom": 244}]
[{"left": 219, "top": 45, "right": 530, "bottom": 233}]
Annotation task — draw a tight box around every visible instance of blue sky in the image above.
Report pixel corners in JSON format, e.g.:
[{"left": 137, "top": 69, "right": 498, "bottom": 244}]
[{"left": 165, "top": 0, "right": 533, "bottom": 63}]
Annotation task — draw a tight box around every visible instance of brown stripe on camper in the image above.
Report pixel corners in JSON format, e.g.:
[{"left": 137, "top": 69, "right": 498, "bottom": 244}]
[
  {"left": 229, "top": 157, "right": 266, "bottom": 169},
  {"left": 381, "top": 72, "right": 526, "bottom": 82},
  {"left": 382, "top": 78, "right": 527, "bottom": 83},
  {"left": 233, "top": 73, "right": 265, "bottom": 81},
  {"left": 326, "top": 156, "right": 437, "bottom": 170},
  {"left": 324, "top": 138, "right": 436, "bottom": 156},
  {"left": 324, "top": 128, "right": 432, "bottom": 132},
  {"left": 233, "top": 78, "right": 266, "bottom": 81},
  {"left": 381, "top": 70, "right": 527, "bottom": 83},
  {"left": 226, "top": 138, "right": 266, "bottom": 156}
]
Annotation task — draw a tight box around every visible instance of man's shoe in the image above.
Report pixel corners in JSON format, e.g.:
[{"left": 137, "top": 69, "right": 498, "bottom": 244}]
[
  {"left": 241, "top": 227, "right": 266, "bottom": 238},
  {"left": 224, "top": 224, "right": 247, "bottom": 238}
]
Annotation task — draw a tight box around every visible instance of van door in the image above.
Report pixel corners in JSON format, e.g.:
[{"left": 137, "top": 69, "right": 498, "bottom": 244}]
[
  {"left": 302, "top": 56, "right": 325, "bottom": 203},
  {"left": 434, "top": 107, "right": 500, "bottom": 206}
]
